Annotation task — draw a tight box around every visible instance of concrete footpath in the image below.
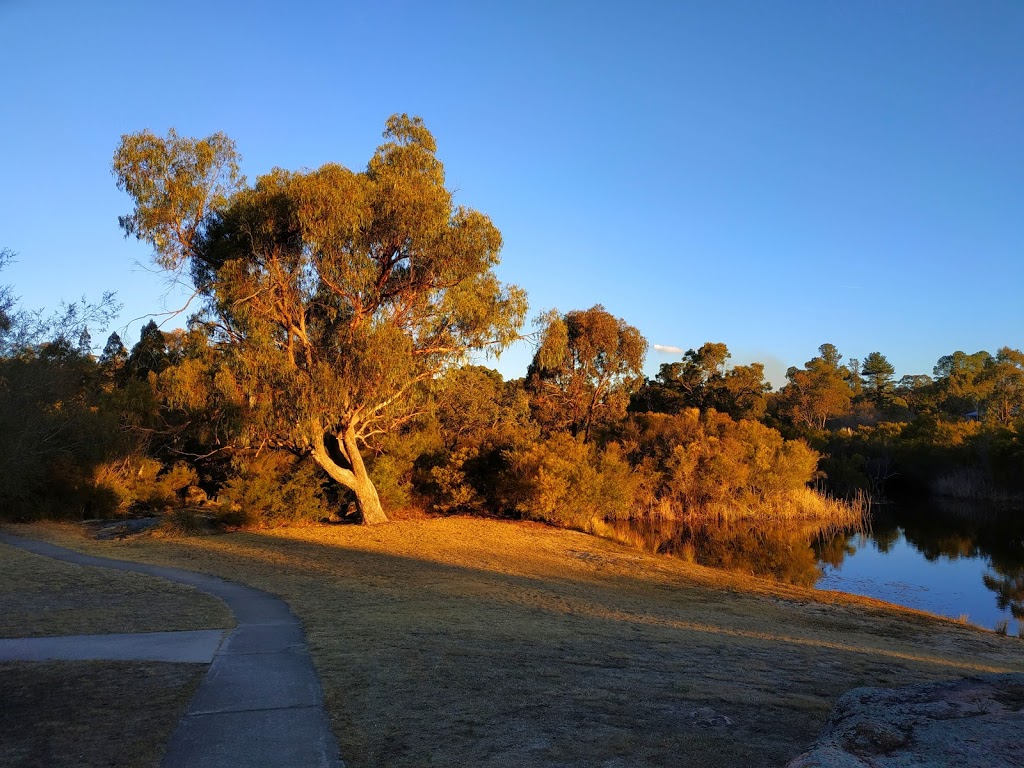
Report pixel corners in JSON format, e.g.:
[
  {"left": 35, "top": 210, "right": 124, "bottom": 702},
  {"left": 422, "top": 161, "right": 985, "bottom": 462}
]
[
  {"left": 0, "top": 532, "right": 344, "bottom": 768},
  {"left": 0, "top": 629, "right": 227, "bottom": 662}
]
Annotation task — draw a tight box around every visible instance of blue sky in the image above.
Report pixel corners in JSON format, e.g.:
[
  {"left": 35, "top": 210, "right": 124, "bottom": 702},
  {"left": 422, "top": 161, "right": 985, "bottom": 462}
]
[{"left": 1, "top": 1, "right": 1020, "bottom": 387}]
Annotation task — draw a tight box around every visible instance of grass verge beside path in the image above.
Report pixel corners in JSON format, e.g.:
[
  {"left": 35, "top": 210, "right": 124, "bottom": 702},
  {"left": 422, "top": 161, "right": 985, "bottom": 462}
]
[
  {"left": 0, "top": 660, "right": 206, "bottom": 768},
  {"left": 0, "top": 540, "right": 234, "bottom": 638},
  {"left": 15, "top": 518, "right": 1024, "bottom": 768}
]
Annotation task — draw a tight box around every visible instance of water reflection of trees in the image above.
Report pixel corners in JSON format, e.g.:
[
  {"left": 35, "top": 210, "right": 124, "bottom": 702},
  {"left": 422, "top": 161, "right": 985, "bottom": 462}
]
[
  {"left": 880, "top": 501, "right": 1024, "bottom": 623},
  {"left": 604, "top": 518, "right": 858, "bottom": 587},
  {"left": 605, "top": 500, "right": 1024, "bottom": 621},
  {"left": 983, "top": 572, "right": 1024, "bottom": 620}
]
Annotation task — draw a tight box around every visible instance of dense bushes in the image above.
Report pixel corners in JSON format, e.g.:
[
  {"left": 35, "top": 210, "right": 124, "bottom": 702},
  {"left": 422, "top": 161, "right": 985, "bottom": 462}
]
[
  {"left": 217, "top": 452, "right": 331, "bottom": 527},
  {"left": 91, "top": 458, "right": 198, "bottom": 515},
  {"left": 0, "top": 289, "right": 869, "bottom": 530},
  {"left": 503, "top": 435, "right": 637, "bottom": 527},
  {"left": 0, "top": 331, "right": 839, "bottom": 530},
  {"left": 613, "top": 410, "right": 820, "bottom": 519},
  {"left": 0, "top": 347, "right": 128, "bottom": 520}
]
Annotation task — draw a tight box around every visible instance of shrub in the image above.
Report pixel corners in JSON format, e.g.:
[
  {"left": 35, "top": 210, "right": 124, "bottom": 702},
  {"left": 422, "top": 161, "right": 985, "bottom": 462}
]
[
  {"left": 370, "top": 421, "right": 445, "bottom": 514},
  {"left": 624, "top": 410, "right": 821, "bottom": 517},
  {"left": 504, "top": 434, "right": 638, "bottom": 528},
  {"left": 91, "top": 457, "right": 197, "bottom": 513},
  {"left": 217, "top": 451, "right": 330, "bottom": 527}
]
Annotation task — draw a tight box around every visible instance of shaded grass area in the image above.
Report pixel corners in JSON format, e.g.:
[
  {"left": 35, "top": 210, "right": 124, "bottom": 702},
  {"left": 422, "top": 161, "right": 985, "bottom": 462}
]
[
  {"left": 16, "top": 518, "right": 1024, "bottom": 768},
  {"left": 0, "top": 660, "right": 205, "bottom": 767},
  {"left": 0, "top": 541, "right": 233, "bottom": 638}
]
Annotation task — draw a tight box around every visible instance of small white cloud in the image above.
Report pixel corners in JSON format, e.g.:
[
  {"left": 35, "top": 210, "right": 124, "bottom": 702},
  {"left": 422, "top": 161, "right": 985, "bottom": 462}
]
[{"left": 653, "top": 344, "right": 684, "bottom": 354}]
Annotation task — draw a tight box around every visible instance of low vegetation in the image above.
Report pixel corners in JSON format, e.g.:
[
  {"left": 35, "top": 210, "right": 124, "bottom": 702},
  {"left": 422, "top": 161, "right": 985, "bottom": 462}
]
[
  {"left": 0, "top": 537, "right": 229, "bottom": 768},
  {"left": 0, "top": 661, "right": 204, "bottom": 768}
]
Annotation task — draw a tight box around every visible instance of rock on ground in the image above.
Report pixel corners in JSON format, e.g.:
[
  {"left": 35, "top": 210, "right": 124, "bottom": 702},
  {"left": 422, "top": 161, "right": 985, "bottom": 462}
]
[{"left": 787, "top": 673, "right": 1024, "bottom": 768}]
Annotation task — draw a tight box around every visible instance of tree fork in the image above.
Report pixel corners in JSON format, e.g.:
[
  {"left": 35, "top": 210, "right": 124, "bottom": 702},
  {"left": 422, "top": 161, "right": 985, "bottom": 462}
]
[{"left": 311, "top": 430, "right": 388, "bottom": 524}]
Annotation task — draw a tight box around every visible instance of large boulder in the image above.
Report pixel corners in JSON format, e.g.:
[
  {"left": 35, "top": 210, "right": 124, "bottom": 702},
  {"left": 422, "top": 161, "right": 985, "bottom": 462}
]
[{"left": 787, "top": 673, "right": 1024, "bottom": 767}]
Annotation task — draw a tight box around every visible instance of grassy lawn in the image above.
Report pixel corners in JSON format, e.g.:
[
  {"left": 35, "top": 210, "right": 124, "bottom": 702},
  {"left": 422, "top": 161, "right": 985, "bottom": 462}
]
[
  {"left": 0, "top": 660, "right": 205, "bottom": 768},
  {"left": 0, "top": 540, "right": 233, "bottom": 638},
  {"left": 11, "top": 517, "right": 1024, "bottom": 768}
]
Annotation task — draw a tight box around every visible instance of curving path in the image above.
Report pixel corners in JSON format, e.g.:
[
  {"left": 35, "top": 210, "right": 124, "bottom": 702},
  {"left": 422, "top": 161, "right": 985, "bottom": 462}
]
[{"left": 0, "top": 532, "right": 344, "bottom": 768}]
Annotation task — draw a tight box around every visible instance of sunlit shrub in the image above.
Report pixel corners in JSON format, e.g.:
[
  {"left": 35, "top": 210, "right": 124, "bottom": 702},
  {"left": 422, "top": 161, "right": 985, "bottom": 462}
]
[
  {"left": 504, "top": 434, "right": 638, "bottom": 528},
  {"left": 159, "top": 508, "right": 208, "bottom": 536},
  {"left": 618, "top": 409, "right": 821, "bottom": 518},
  {"left": 370, "top": 421, "right": 445, "bottom": 513},
  {"left": 412, "top": 368, "right": 539, "bottom": 516},
  {"left": 91, "top": 457, "right": 197, "bottom": 512},
  {"left": 217, "top": 451, "right": 330, "bottom": 527},
  {"left": 418, "top": 446, "right": 483, "bottom": 513}
]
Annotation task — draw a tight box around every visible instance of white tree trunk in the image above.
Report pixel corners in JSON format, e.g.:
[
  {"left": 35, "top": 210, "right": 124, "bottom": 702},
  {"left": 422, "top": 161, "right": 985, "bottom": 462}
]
[{"left": 310, "top": 426, "right": 388, "bottom": 525}]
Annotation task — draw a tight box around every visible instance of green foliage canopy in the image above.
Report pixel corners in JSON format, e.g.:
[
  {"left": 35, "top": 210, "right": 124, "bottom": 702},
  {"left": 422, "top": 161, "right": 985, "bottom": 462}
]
[
  {"left": 860, "top": 351, "right": 896, "bottom": 402},
  {"left": 644, "top": 342, "right": 769, "bottom": 420},
  {"left": 778, "top": 343, "right": 854, "bottom": 430}
]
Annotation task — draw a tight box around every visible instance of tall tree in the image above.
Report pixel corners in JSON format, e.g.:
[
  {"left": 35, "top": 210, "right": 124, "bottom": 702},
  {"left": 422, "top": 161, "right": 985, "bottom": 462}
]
[
  {"left": 0, "top": 257, "right": 124, "bottom": 518},
  {"left": 846, "top": 358, "right": 863, "bottom": 397},
  {"left": 114, "top": 115, "right": 527, "bottom": 523},
  {"left": 98, "top": 332, "right": 128, "bottom": 379},
  {"left": 126, "top": 320, "right": 173, "bottom": 380},
  {"left": 894, "top": 373, "right": 934, "bottom": 415},
  {"left": 655, "top": 342, "right": 730, "bottom": 411},
  {"left": 527, "top": 305, "right": 647, "bottom": 442},
  {"left": 778, "top": 343, "right": 852, "bottom": 430},
  {"left": 983, "top": 348, "right": 1024, "bottom": 426},
  {"left": 0, "top": 249, "right": 14, "bottom": 341},
  {"left": 933, "top": 350, "right": 993, "bottom": 417},
  {"left": 860, "top": 351, "right": 896, "bottom": 404}
]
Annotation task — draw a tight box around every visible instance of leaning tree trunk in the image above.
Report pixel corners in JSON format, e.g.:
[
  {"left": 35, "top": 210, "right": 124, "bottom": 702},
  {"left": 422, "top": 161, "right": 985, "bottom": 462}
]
[
  {"left": 350, "top": 473, "right": 386, "bottom": 524},
  {"left": 310, "top": 425, "right": 389, "bottom": 525}
]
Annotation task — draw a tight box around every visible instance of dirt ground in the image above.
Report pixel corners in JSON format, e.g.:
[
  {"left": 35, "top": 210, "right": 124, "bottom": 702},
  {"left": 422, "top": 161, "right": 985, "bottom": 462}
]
[{"left": 10, "top": 517, "right": 1024, "bottom": 768}]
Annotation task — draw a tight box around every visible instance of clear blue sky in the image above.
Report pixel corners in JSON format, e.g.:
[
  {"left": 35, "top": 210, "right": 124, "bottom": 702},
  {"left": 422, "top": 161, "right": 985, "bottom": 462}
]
[{"left": 2, "top": 0, "right": 1021, "bottom": 387}]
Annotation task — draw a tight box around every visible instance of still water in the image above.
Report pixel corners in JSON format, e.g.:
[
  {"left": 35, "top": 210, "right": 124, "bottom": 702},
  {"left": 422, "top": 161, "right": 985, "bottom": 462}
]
[
  {"left": 607, "top": 501, "right": 1024, "bottom": 635},
  {"left": 817, "top": 503, "right": 1024, "bottom": 635}
]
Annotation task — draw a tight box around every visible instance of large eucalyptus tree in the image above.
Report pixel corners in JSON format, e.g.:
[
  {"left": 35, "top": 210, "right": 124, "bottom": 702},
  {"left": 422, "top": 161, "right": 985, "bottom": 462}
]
[{"left": 114, "top": 115, "right": 526, "bottom": 522}]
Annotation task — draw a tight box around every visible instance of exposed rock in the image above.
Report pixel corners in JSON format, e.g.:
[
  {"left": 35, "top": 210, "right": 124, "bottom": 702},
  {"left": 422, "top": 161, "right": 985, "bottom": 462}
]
[
  {"left": 787, "top": 673, "right": 1024, "bottom": 767},
  {"left": 85, "top": 517, "right": 162, "bottom": 540}
]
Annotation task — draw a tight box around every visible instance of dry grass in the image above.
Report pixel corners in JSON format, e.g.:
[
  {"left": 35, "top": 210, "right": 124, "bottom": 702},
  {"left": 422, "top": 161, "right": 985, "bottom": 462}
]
[
  {"left": 0, "top": 660, "right": 205, "bottom": 768},
  {"left": 11, "top": 517, "right": 1024, "bottom": 768},
  {"left": 628, "top": 487, "right": 867, "bottom": 527},
  {"left": 0, "top": 540, "right": 234, "bottom": 638},
  {"left": 932, "top": 467, "right": 1024, "bottom": 506}
]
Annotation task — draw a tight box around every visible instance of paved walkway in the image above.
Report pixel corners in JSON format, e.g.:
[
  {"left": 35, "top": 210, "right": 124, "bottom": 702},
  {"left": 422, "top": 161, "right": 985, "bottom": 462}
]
[
  {"left": 0, "top": 532, "right": 344, "bottom": 768},
  {"left": 0, "top": 629, "right": 226, "bottom": 662}
]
